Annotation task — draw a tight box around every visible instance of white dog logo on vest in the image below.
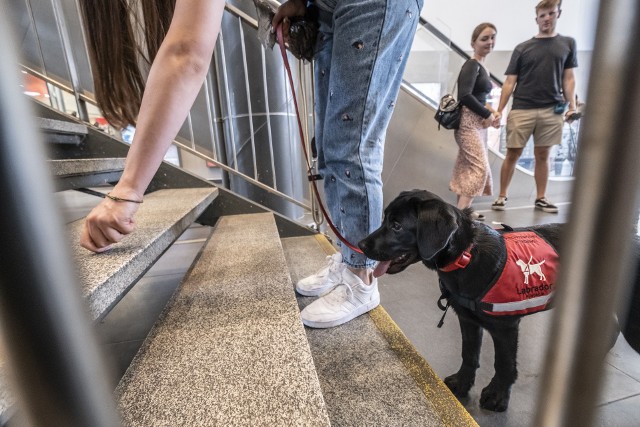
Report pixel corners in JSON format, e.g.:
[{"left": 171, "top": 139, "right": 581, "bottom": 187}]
[
  {"left": 479, "top": 231, "right": 559, "bottom": 316},
  {"left": 515, "top": 256, "right": 547, "bottom": 285}
]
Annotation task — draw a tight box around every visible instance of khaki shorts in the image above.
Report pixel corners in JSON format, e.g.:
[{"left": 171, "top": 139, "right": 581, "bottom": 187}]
[{"left": 506, "top": 107, "right": 564, "bottom": 149}]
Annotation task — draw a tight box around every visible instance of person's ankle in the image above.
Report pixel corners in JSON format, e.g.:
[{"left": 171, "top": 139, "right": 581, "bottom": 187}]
[{"left": 347, "top": 267, "right": 373, "bottom": 285}]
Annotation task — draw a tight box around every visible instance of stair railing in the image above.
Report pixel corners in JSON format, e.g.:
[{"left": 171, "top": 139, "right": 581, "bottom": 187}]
[{"left": 0, "top": 11, "right": 120, "bottom": 426}]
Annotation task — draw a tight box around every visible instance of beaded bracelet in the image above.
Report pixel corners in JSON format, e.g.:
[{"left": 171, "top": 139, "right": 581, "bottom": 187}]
[{"left": 105, "top": 192, "right": 143, "bottom": 204}]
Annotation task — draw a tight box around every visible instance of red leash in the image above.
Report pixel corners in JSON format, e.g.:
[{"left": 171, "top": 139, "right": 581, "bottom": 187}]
[{"left": 276, "top": 24, "right": 363, "bottom": 254}]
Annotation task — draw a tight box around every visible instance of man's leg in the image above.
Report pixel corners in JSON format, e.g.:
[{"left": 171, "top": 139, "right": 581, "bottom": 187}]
[
  {"left": 531, "top": 106, "right": 563, "bottom": 213},
  {"left": 493, "top": 108, "right": 534, "bottom": 211},
  {"left": 498, "top": 147, "right": 524, "bottom": 198},
  {"left": 533, "top": 145, "right": 552, "bottom": 199}
]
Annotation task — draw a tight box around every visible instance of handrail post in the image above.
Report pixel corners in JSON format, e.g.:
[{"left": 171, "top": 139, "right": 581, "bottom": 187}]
[
  {"left": 0, "top": 11, "right": 119, "bottom": 426},
  {"left": 534, "top": 1, "right": 640, "bottom": 426},
  {"left": 51, "top": 0, "right": 90, "bottom": 122}
]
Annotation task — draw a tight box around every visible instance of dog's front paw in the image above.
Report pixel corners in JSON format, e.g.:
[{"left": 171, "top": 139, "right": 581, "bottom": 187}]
[
  {"left": 444, "top": 372, "right": 475, "bottom": 398},
  {"left": 480, "top": 380, "right": 511, "bottom": 412}
]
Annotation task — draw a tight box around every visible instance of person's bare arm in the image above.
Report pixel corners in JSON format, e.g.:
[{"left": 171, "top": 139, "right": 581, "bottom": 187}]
[
  {"left": 562, "top": 67, "right": 577, "bottom": 116},
  {"left": 496, "top": 74, "right": 517, "bottom": 114},
  {"left": 80, "top": 0, "right": 225, "bottom": 252}
]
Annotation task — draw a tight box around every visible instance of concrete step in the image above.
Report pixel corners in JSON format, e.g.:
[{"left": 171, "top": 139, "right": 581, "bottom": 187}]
[
  {"left": 49, "top": 158, "right": 125, "bottom": 191},
  {"left": 116, "top": 213, "right": 330, "bottom": 426},
  {"left": 37, "top": 117, "right": 88, "bottom": 145},
  {"left": 68, "top": 187, "right": 217, "bottom": 320},
  {"left": 281, "top": 234, "right": 478, "bottom": 427},
  {"left": 0, "top": 189, "right": 216, "bottom": 423}
]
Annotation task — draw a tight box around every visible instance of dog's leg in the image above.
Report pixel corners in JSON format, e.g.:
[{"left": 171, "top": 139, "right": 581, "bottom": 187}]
[
  {"left": 480, "top": 323, "right": 519, "bottom": 412},
  {"left": 444, "top": 315, "right": 482, "bottom": 398}
]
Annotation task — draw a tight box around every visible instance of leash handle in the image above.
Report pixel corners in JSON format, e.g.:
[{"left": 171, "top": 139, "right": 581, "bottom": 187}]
[
  {"left": 437, "top": 297, "right": 450, "bottom": 328},
  {"left": 276, "top": 24, "right": 363, "bottom": 254}
]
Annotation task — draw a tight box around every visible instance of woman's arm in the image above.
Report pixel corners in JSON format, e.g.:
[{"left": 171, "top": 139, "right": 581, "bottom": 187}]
[
  {"left": 458, "top": 61, "right": 492, "bottom": 119},
  {"left": 80, "top": 0, "right": 226, "bottom": 252}
]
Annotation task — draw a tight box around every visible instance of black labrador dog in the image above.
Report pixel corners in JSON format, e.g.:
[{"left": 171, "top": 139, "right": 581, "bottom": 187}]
[{"left": 359, "top": 189, "right": 635, "bottom": 412}]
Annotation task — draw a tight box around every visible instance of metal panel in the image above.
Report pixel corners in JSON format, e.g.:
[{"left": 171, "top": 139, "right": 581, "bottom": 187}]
[
  {"left": 191, "top": 82, "right": 216, "bottom": 158},
  {"left": 58, "top": 0, "right": 94, "bottom": 95},
  {"left": 28, "top": 0, "right": 70, "bottom": 82},
  {"left": 6, "top": 0, "right": 44, "bottom": 70},
  {"left": 214, "top": 1, "right": 308, "bottom": 220}
]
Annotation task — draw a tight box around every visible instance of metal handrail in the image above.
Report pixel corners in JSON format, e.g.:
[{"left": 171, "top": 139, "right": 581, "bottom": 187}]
[
  {"left": 0, "top": 12, "right": 119, "bottom": 425},
  {"left": 419, "top": 17, "right": 504, "bottom": 87},
  {"left": 172, "top": 140, "right": 311, "bottom": 210},
  {"left": 20, "top": 64, "right": 312, "bottom": 212}
]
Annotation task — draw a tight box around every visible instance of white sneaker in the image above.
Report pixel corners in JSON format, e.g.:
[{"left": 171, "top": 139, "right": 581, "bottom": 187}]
[
  {"left": 300, "top": 269, "right": 380, "bottom": 328},
  {"left": 296, "top": 253, "right": 345, "bottom": 297}
]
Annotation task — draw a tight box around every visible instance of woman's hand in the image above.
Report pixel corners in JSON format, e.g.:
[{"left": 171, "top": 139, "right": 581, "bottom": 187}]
[
  {"left": 272, "top": 0, "right": 307, "bottom": 43},
  {"left": 481, "top": 113, "right": 496, "bottom": 129},
  {"left": 79, "top": 191, "right": 142, "bottom": 253},
  {"left": 491, "top": 111, "right": 502, "bottom": 128}
]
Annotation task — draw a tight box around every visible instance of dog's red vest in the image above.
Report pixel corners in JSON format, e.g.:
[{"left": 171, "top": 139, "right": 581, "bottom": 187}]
[{"left": 480, "top": 231, "right": 559, "bottom": 316}]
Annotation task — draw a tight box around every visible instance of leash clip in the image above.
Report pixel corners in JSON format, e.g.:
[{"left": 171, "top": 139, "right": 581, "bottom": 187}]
[
  {"left": 307, "top": 174, "right": 323, "bottom": 182},
  {"left": 437, "top": 294, "right": 451, "bottom": 328}
]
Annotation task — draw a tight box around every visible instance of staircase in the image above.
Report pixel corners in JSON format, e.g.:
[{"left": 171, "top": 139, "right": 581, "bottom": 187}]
[{"left": 0, "top": 104, "right": 477, "bottom": 426}]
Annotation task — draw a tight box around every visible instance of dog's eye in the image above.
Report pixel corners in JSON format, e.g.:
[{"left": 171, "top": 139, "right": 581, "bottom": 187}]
[{"left": 391, "top": 221, "right": 403, "bottom": 231}]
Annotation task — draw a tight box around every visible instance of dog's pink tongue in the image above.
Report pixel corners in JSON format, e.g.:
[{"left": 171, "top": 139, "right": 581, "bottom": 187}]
[{"left": 373, "top": 260, "right": 392, "bottom": 278}]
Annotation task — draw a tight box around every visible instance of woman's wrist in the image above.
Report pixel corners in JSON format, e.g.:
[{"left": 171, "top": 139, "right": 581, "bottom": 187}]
[{"left": 109, "top": 183, "right": 145, "bottom": 203}]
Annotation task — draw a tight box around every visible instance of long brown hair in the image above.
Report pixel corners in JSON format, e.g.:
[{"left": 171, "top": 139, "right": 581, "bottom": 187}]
[
  {"left": 78, "top": 0, "right": 176, "bottom": 128},
  {"left": 471, "top": 22, "right": 497, "bottom": 45}
]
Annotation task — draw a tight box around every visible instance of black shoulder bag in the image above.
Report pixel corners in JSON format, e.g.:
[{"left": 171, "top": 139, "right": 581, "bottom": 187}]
[{"left": 434, "top": 66, "right": 464, "bottom": 130}]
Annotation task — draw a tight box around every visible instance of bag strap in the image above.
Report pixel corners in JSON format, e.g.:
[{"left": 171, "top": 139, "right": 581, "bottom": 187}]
[
  {"left": 451, "top": 76, "right": 459, "bottom": 97},
  {"left": 449, "top": 58, "right": 472, "bottom": 97}
]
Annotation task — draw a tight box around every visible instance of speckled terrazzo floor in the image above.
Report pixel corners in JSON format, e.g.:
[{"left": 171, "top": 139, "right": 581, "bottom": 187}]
[
  {"left": 49, "top": 158, "right": 125, "bottom": 177},
  {"left": 281, "top": 235, "right": 476, "bottom": 427},
  {"left": 68, "top": 187, "right": 217, "bottom": 319},
  {"left": 115, "top": 213, "right": 329, "bottom": 426}
]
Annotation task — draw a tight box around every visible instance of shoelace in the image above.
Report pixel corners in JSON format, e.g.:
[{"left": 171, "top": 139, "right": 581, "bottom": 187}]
[
  {"left": 325, "top": 282, "right": 354, "bottom": 304},
  {"left": 317, "top": 255, "right": 342, "bottom": 277}
]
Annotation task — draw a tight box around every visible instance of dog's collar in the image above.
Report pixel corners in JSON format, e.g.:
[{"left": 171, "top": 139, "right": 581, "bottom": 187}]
[{"left": 439, "top": 245, "right": 474, "bottom": 272}]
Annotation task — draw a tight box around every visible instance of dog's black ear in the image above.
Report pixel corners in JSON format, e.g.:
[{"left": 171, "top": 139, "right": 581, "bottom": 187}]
[{"left": 416, "top": 201, "right": 458, "bottom": 260}]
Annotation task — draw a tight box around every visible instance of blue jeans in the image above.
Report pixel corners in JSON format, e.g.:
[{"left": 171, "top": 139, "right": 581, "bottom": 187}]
[{"left": 314, "top": 0, "right": 422, "bottom": 268}]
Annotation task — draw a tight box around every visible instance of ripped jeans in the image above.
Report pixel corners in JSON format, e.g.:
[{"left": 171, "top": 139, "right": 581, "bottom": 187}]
[{"left": 314, "top": 0, "right": 423, "bottom": 268}]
